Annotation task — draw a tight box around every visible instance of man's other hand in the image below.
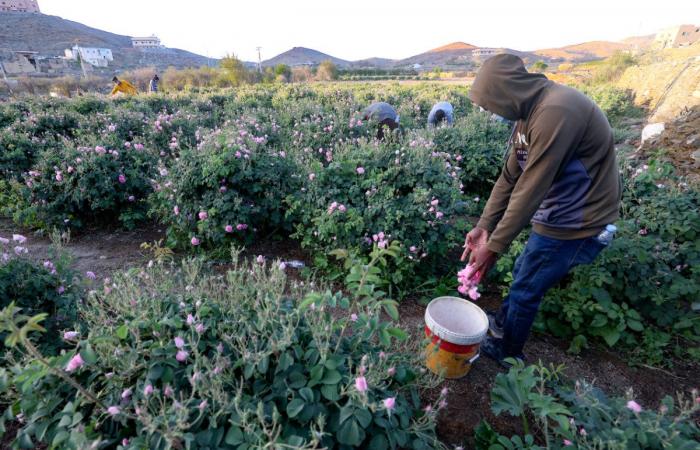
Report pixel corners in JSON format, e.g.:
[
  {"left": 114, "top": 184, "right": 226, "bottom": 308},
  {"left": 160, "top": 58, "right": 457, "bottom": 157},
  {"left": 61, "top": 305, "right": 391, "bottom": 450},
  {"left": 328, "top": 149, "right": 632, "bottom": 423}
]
[{"left": 461, "top": 227, "right": 489, "bottom": 262}]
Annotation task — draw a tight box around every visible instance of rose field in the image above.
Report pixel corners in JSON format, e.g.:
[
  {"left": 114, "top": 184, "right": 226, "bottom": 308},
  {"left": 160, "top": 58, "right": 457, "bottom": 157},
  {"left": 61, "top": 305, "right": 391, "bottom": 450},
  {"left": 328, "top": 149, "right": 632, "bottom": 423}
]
[{"left": 0, "top": 83, "right": 698, "bottom": 449}]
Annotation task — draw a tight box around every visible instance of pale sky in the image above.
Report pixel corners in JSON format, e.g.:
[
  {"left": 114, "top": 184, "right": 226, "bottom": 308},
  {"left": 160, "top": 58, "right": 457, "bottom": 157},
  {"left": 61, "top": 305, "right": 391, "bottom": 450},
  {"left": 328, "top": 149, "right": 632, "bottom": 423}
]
[{"left": 40, "top": 0, "right": 698, "bottom": 62}]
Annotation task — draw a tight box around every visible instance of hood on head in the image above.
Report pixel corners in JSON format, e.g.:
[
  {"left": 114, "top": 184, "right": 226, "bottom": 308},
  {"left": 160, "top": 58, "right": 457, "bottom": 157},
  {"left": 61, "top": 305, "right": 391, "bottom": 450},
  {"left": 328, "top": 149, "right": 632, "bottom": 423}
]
[{"left": 469, "top": 54, "right": 550, "bottom": 121}]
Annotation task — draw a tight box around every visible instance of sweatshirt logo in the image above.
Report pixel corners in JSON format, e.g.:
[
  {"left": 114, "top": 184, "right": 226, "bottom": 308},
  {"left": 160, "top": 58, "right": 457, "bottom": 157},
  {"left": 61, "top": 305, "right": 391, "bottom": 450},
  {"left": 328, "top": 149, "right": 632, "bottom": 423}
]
[{"left": 516, "top": 132, "right": 528, "bottom": 146}]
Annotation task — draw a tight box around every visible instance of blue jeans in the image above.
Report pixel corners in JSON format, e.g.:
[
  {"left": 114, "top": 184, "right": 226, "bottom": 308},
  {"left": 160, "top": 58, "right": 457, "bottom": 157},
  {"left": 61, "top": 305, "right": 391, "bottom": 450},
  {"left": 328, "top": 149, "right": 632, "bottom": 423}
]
[{"left": 495, "top": 231, "right": 606, "bottom": 357}]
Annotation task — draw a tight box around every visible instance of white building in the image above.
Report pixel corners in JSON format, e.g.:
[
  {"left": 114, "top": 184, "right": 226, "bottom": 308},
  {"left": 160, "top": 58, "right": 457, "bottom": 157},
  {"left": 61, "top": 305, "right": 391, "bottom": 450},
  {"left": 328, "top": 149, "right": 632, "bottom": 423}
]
[
  {"left": 64, "top": 46, "right": 113, "bottom": 67},
  {"left": 0, "top": 0, "right": 41, "bottom": 13},
  {"left": 471, "top": 48, "right": 498, "bottom": 58},
  {"left": 655, "top": 25, "right": 700, "bottom": 49},
  {"left": 131, "top": 35, "right": 162, "bottom": 48}
]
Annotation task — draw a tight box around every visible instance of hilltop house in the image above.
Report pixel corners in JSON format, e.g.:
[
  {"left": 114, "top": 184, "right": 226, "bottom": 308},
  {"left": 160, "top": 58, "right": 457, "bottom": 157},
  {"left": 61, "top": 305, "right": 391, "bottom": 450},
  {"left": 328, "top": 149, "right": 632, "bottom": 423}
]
[
  {"left": 471, "top": 48, "right": 499, "bottom": 60},
  {"left": 0, "top": 0, "right": 40, "bottom": 13},
  {"left": 64, "top": 46, "right": 113, "bottom": 67},
  {"left": 131, "top": 35, "right": 162, "bottom": 48},
  {"left": 655, "top": 25, "right": 700, "bottom": 49}
]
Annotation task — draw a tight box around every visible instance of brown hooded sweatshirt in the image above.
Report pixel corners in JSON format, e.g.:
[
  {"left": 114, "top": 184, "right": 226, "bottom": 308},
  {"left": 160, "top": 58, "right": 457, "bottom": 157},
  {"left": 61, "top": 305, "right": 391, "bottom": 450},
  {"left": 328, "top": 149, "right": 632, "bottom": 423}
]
[{"left": 469, "top": 54, "right": 621, "bottom": 253}]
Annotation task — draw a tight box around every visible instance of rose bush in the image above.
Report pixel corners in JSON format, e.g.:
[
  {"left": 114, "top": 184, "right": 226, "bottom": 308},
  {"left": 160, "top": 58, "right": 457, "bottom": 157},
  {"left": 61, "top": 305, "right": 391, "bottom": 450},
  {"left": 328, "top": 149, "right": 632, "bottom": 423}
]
[
  {"left": 0, "top": 233, "right": 81, "bottom": 358},
  {"left": 286, "top": 138, "right": 470, "bottom": 286},
  {"left": 153, "top": 117, "right": 302, "bottom": 249},
  {"left": 0, "top": 250, "right": 446, "bottom": 449}
]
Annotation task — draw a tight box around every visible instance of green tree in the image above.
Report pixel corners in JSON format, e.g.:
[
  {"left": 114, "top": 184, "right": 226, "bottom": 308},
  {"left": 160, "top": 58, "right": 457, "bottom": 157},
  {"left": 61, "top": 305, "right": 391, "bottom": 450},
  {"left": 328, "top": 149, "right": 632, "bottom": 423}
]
[
  {"left": 531, "top": 60, "right": 548, "bottom": 72},
  {"left": 316, "top": 60, "right": 338, "bottom": 81},
  {"left": 274, "top": 64, "right": 291, "bottom": 82},
  {"left": 219, "top": 53, "right": 249, "bottom": 86}
]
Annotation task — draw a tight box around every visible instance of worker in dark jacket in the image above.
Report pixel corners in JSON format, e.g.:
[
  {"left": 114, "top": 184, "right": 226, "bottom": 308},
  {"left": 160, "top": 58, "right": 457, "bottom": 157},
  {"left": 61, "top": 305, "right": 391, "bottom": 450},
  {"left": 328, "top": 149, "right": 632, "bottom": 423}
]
[
  {"left": 461, "top": 54, "right": 621, "bottom": 367},
  {"left": 427, "top": 101, "right": 454, "bottom": 127},
  {"left": 362, "top": 102, "right": 399, "bottom": 140},
  {"left": 149, "top": 74, "right": 159, "bottom": 94}
]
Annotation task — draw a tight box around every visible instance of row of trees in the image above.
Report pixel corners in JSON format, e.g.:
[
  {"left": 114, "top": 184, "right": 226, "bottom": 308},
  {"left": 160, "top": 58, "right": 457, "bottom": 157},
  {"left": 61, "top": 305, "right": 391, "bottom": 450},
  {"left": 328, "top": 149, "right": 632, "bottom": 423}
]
[{"left": 115, "top": 55, "right": 339, "bottom": 92}]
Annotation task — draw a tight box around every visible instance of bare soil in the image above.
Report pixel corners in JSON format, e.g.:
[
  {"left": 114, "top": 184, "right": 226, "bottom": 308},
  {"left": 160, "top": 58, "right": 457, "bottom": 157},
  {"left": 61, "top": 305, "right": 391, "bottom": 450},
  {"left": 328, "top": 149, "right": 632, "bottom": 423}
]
[{"left": 1, "top": 220, "right": 697, "bottom": 449}]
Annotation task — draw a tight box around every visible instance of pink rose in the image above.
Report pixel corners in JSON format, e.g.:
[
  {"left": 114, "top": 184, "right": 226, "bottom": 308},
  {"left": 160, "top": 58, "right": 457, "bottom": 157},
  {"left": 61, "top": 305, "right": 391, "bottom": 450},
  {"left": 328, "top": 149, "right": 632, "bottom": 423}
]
[
  {"left": 198, "top": 211, "right": 208, "bottom": 220},
  {"left": 174, "top": 336, "right": 185, "bottom": 348},
  {"left": 173, "top": 205, "right": 180, "bottom": 216},
  {"left": 309, "top": 173, "right": 316, "bottom": 181},
  {"left": 383, "top": 397, "right": 396, "bottom": 411},
  {"left": 176, "top": 350, "right": 188, "bottom": 362},
  {"left": 144, "top": 384, "right": 154, "bottom": 396},
  {"left": 356, "top": 167, "right": 365, "bottom": 174},
  {"left": 65, "top": 353, "right": 84, "bottom": 372},
  {"left": 63, "top": 331, "right": 79, "bottom": 340},
  {"left": 355, "top": 376, "right": 368, "bottom": 393},
  {"left": 225, "top": 225, "right": 233, "bottom": 233},
  {"left": 107, "top": 406, "right": 120, "bottom": 416},
  {"left": 350, "top": 313, "right": 358, "bottom": 322},
  {"left": 236, "top": 223, "right": 248, "bottom": 231},
  {"left": 564, "top": 440, "right": 573, "bottom": 446},
  {"left": 118, "top": 174, "right": 126, "bottom": 184},
  {"left": 191, "top": 237, "right": 200, "bottom": 246},
  {"left": 626, "top": 400, "right": 642, "bottom": 413}
]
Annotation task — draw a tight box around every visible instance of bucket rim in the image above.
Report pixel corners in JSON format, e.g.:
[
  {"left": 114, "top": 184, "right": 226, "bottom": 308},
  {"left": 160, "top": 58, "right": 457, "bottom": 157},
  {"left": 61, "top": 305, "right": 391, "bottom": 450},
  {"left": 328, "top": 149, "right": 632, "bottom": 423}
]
[{"left": 424, "top": 296, "right": 488, "bottom": 345}]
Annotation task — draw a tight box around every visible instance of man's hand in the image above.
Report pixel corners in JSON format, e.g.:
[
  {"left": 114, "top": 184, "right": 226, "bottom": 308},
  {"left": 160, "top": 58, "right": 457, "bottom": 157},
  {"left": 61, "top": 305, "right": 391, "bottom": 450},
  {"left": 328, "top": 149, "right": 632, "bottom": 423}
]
[
  {"left": 460, "top": 227, "right": 489, "bottom": 262},
  {"left": 468, "top": 245, "right": 498, "bottom": 279}
]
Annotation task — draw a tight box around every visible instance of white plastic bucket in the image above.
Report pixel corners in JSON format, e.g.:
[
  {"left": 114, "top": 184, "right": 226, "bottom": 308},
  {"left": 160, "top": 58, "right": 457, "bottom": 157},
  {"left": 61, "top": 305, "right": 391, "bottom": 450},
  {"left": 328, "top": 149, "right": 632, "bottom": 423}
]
[{"left": 424, "top": 296, "right": 489, "bottom": 378}]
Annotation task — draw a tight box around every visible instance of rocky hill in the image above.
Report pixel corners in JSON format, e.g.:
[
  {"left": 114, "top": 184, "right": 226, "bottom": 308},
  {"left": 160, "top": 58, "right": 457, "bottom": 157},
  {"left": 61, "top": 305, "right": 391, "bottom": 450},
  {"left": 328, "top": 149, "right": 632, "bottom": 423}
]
[
  {"left": 0, "top": 12, "right": 216, "bottom": 70},
  {"left": 533, "top": 40, "right": 636, "bottom": 62},
  {"left": 262, "top": 47, "right": 350, "bottom": 68}
]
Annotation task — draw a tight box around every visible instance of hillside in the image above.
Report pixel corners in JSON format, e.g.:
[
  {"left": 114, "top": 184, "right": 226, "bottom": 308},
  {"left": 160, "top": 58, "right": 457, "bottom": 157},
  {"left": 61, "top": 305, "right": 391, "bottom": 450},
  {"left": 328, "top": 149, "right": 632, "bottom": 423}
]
[
  {"left": 262, "top": 47, "right": 350, "bottom": 68},
  {"left": 0, "top": 12, "right": 216, "bottom": 70},
  {"left": 533, "top": 40, "right": 633, "bottom": 62},
  {"left": 394, "top": 42, "right": 478, "bottom": 68}
]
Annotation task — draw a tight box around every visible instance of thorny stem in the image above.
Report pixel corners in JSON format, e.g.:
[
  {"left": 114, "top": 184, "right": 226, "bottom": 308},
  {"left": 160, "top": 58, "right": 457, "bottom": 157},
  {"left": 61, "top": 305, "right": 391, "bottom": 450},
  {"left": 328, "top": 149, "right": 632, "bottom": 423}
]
[{"left": 20, "top": 334, "right": 106, "bottom": 410}]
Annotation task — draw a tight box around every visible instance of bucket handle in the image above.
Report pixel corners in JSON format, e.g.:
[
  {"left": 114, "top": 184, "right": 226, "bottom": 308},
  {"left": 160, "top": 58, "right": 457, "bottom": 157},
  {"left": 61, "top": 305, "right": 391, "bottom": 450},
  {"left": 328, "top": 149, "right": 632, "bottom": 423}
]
[{"left": 467, "top": 352, "right": 480, "bottom": 364}]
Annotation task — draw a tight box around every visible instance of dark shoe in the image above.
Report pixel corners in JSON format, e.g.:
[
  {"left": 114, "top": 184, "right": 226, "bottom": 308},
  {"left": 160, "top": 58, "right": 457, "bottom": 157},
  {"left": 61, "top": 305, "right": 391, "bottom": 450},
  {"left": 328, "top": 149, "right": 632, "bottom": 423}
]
[
  {"left": 481, "top": 336, "right": 526, "bottom": 369},
  {"left": 486, "top": 311, "right": 504, "bottom": 339}
]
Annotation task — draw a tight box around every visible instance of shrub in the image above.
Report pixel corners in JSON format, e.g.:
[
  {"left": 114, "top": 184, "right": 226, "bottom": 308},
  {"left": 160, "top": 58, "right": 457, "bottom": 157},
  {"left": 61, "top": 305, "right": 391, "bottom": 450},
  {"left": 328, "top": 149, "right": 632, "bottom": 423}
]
[
  {"left": 153, "top": 120, "right": 302, "bottom": 249},
  {"left": 474, "top": 360, "right": 700, "bottom": 450},
  {"left": 431, "top": 112, "right": 511, "bottom": 197},
  {"left": 287, "top": 140, "right": 469, "bottom": 286},
  {"left": 13, "top": 139, "right": 159, "bottom": 230},
  {"left": 0, "top": 233, "right": 81, "bottom": 358},
  {"left": 0, "top": 250, "right": 445, "bottom": 449},
  {"left": 579, "top": 84, "right": 641, "bottom": 126}
]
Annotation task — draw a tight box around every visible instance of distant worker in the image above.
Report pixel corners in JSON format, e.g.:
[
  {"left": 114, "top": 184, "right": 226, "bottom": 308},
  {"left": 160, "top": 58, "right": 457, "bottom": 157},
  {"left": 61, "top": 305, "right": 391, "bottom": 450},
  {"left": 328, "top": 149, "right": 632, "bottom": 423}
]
[
  {"left": 362, "top": 102, "right": 399, "bottom": 140},
  {"left": 149, "top": 74, "right": 159, "bottom": 94},
  {"left": 110, "top": 76, "right": 138, "bottom": 96},
  {"left": 427, "top": 101, "right": 454, "bottom": 127}
]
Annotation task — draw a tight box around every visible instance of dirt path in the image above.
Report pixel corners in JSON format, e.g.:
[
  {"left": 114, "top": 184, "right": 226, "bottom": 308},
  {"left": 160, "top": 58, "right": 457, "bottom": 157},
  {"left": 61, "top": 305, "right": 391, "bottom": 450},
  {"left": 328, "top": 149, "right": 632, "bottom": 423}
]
[
  {"left": 2, "top": 220, "right": 697, "bottom": 448},
  {"left": 0, "top": 219, "right": 165, "bottom": 280}
]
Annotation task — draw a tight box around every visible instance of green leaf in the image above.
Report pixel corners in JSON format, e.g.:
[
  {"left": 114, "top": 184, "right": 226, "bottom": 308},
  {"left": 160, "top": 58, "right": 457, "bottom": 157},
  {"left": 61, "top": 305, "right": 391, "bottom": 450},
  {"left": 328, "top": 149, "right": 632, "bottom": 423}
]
[
  {"left": 321, "top": 384, "right": 340, "bottom": 401},
  {"left": 322, "top": 369, "right": 342, "bottom": 385},
  {"left": 116, "top": 324, "right": 129, "bottom": 340},
  {"left": 337, "top": 419, "right": 364, "bottom": 446},
  {"left": 79, "top": 344, "right": 97, "bottom": 365},
  {"left": 299, "top": 387, "right": 314, "bottom": 402},
  {"left": 387, "top": 327, "right": 408, "bottom": 341},
  {"left": 599, "top": 327, "right": 621, "bottom": 347},
  {"left": 224, "top": 427, "right": 244, "bottom": 445},
  {"left": 286, "top": 398, "right": 305, "bottom": 418},
  {"left": 52, "top": 430, "right": 69, "bottom": 447}
]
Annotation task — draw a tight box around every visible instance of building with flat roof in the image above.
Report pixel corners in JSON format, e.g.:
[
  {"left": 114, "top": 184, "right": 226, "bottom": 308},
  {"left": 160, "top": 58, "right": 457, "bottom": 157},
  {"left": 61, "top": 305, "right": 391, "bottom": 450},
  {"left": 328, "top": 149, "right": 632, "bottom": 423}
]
[
  {"left": 0, "top": 0, "right": 40, "bottom": 13},
  {"left": 655, "top": 25, "right": 700, "bottom": 49},
  {"left": 64, "top": 46, "right": 113, "bottom": 67},
  {"left": 131, "top": 36, "right": 162, "bottom": 48}
]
